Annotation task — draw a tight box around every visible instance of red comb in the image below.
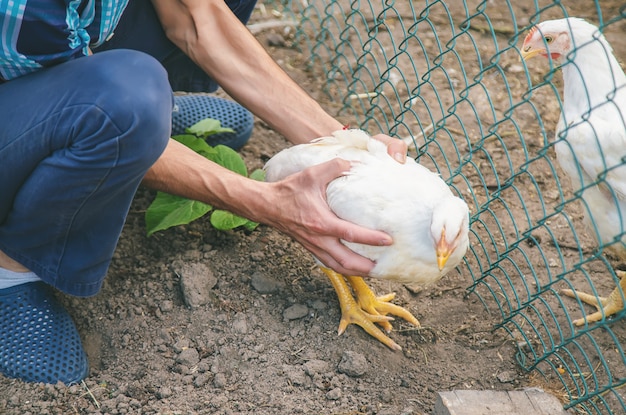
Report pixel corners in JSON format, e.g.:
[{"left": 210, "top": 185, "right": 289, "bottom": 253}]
[{"left": 523, "top": 26, "right": 538, "bottom": 44}]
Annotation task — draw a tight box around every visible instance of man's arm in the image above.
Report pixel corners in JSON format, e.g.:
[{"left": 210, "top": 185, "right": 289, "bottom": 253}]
[
  {"left": 142, "top": 139, "right": 393, "bottom": 276},
  {"left": 150, "top": 0, "right": 407, "bottom": 159},
  {"left": 151, "top": 0, "right": 341, "bottom": 144}
]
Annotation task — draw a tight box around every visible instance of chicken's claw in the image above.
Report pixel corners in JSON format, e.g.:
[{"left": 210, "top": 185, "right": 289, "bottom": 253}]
[
  {"left": 561, "top": 270, "right": 626, "bottom": 326},
  {"left": 346, "top": 275, "right": 421, "bottom": 332},
  {"left": 321, "top": 268, "right": 420, "bottom": 351}
]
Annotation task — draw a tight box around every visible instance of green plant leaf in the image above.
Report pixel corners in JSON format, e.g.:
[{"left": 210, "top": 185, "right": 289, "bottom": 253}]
[
  {"left": 243, "top": 220, "right": 260, "bottom": 231},
  {"left": 208, "top": 145, "right": 248, "bottom": 176},
  {"left": 172, "top": 134, "right": 217, "bottom": 158},
  {"left": 249, "top": 168, "right": 266, "bottom": 181},
  {"left": 146, "top": 192, "right": 212, "bottom": 236},
  {"left": 210, "top": 209, "right": 253, "bottom": 230},
  {"left": 186, "top": 118, "right": 234, "bottom": 138}
]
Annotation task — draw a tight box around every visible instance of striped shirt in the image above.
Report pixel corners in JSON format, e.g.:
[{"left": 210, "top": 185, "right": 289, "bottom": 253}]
[{"left": 0, "top": 0, "right": 129, "bottom": 80}]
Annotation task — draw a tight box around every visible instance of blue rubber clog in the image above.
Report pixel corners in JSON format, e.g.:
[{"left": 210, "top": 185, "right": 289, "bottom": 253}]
[
  {"left": 172, "top": 95, "right": 254, "bottom": 150},
  {"left": 0, "top": 282, "right": 89, "bottom": 384}
]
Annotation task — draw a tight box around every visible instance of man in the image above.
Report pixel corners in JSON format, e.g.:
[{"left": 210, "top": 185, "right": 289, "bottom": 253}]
[{"left": 0, "top": 0, "right": 407, "bottom": 384}]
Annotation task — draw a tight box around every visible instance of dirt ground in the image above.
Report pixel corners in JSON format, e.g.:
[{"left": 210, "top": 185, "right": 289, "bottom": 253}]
[
  {"left": 0, "top": 113, "right": 525, "bottom": 415},
  {"left": 0, "top": 127, "right": 525, "bottom": 415},
  {"left": 1, "top": 2, "right": 625, "bottom": 414}
]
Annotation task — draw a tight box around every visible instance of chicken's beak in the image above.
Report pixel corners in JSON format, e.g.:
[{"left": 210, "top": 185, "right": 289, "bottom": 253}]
[
  {"left": 521, "top": 27, "right": 543, "bottom": 61},
  {"left": 521, "top": 46, "right": 544, "bottom": 61},
  {"left": 436, "top": 230, "right": 451, "bottom": 271}
]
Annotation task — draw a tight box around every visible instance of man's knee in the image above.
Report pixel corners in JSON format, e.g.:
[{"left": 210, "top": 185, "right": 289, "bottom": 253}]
[
  {"left": 91, "top": 49, "right": 172, "bottom": 127},
  {"left": 80, "top": 50, "right": 172, "bottom": 164}
]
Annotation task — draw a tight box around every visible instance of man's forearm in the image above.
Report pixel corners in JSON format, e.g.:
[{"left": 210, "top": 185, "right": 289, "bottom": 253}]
[
  {"left": 151, "top": 0, "right": 343, "bottom": 144},
  {"left": 142, "top": 139, "right": 272, "bottom": 223}
]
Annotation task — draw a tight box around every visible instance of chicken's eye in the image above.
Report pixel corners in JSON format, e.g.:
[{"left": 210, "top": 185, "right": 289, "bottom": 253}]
[{"left": 545, "top": 35, "right": 553, "bottom": 43}]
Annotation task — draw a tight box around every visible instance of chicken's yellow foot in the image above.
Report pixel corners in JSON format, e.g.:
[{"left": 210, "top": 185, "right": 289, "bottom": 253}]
[
  {"left": 346, "top": 276, "right": 421, "bottom": 332},
  {"left": 561, "top": 270, "right": 626, "bottom": 326},
  {"left": 321, "top": 267, "right": 419, "bottom": 351}
]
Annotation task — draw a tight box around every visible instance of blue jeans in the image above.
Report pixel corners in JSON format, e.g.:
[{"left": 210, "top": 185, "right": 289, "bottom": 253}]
[
  {"left": 0, "top": 50, "right": 172, "bottom": 296},
  {"left": 0, "top": 0, "right": 258, "bottom": 297}
]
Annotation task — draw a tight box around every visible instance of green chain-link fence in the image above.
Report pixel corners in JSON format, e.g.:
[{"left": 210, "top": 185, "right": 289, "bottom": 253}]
[{"left": 260, "top": 0, "right": 626, "bottom": 413}]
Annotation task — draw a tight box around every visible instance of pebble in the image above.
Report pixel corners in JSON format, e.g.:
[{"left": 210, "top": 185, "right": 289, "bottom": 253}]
[
  {"left": 310, "top": 299, "right": 328, "bottom": 310},
  {"left": 159, "top": 300, "right": 174, "bottom": 313},
  {"left": 196, "top": 360, "right": 211, "bottom": 373},
  {"left": 326, "top": 387, "right": 342, "bottom": 400},
  {"left": 250, "top": 271, "right": 283, "bottom": 294},
  {"left": 380, "top": 388, "right": 393, "bottom": 403},
  {"left": 214, "top": 373, "right": 228, "bottom": 389},
  {"left": 177, "top": 348, "right": 200, "bottom": 367},
  {"left": 174, "top": 260, "right": 218, "bottom": 308},
  {"left": 337, "top": 351, "right": 368, "bottom": 377},
  {"left": 173, "top": 338, "right": 190, "bottom": 353},
  {"left": 283, "top": 303, "right": 309, "bottom": 320},
  {"left": 158, "top": 328, "right": 172, "bottom": 344},
  {"left": 194, "top": 373, "right": 211, "bottom": 387},
  {"left": 250, "top": 251, "right": 266, "bottom": 261},
  {"left": 158, "top": 386, "right": 172, "bottom": 399},
  {"left": 497, "top": 370, "right": 517, "bottom": 383}
]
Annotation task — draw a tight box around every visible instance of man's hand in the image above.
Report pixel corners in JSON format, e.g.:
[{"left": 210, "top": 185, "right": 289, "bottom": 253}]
[
  {"left": 373, "top": 133, "right": 408, "bottom": 164},
  {"left": 262, "top": 158, "right": 393, "bottom": 277}
]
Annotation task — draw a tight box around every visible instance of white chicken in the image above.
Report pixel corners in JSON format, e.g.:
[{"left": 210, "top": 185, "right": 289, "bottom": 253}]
[
  {"left": 264, "top": 129, "right": 470, "bottom": 350},
  {"left": 522, "top": 18, "right": 626, "bottom": 325}
]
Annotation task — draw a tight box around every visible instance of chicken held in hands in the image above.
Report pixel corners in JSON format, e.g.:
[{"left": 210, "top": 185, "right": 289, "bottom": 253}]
[
  {"left": 522, "top": 18, "right": 626, "bottom": 325},
  {"left": 264, "top": 129, "right": 470, "bottom": 350}
]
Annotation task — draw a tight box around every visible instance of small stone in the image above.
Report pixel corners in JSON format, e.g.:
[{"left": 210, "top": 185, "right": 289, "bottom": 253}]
[
  {"left": 497, "top": 370, "right": 517, "bottom": 383},
  {"left": 250, "top": 271, "right": 283, "bottom": 294},
  {"left": 310, "top": 300, "right": 328, "bottom": 310},
  {"left": 214, "top": 373, "right": 227, "bottom": 388},
  {"left": 337, "top": 351, "right": 368, "bottom": 377},
  {"left": 194, "top": 373, "right": 211, "bottom": 388},
  {"left": 196, "top": 360, "right": 211, "bottom": 373},
  {"left": 380, "top": 389, "right": 393, "bottom": 403},
  {"left": 326, "top": 387, "right": 342, "bottom": 400},
  {"left": 283, "top": 304, "right": 308, "bottom": 320},
  {"left": 176, "top": 348, "right": 200, "bottom": 367},
  {"left": 159, "top": 300, "right": 174, "bottom": 313},
  {"left": 173, "top": 260, "right": 217, "bottom": 308},
  {"left": 182, "top": 375, "right": 194, "bottom": 385},
  {"left": 250, "top": 251, "right": 266, "bottom": 261}
]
